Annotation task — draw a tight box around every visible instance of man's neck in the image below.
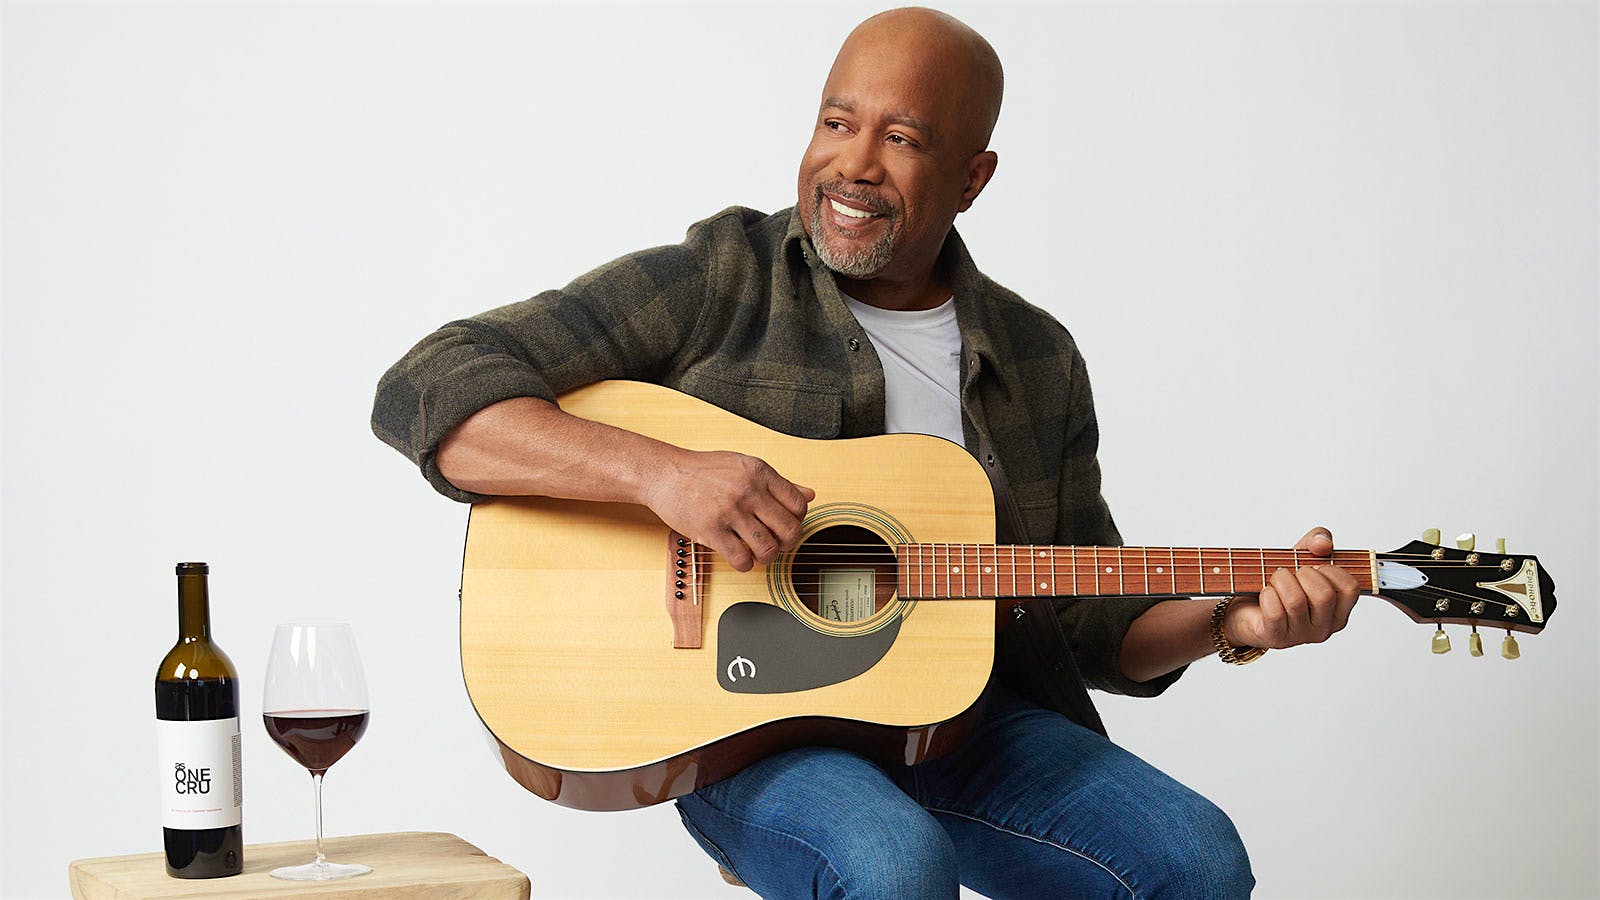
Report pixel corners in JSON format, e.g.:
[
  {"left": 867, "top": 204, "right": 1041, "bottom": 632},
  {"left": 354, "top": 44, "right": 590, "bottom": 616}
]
[{"left": 834, "top": 269, "right": 951, "bottom": 311}]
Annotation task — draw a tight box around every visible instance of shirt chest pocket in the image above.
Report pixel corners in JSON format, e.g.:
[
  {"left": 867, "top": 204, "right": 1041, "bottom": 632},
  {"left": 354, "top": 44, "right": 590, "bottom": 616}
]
[
  {"left": 672, "top": 366, "right": 843, "bottom": 441},
  {"left": 1009, "top": 479, "right": 1060, "bottom": 546}
]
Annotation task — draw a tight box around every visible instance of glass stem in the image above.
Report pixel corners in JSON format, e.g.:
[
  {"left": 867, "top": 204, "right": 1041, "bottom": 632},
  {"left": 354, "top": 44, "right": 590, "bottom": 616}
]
[{"left": 312, "top": 772, "right": 326, "bottom": 866}]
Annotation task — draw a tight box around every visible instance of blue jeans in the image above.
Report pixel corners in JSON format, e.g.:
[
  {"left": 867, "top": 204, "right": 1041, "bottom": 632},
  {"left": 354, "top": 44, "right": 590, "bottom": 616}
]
[{"left": 676, "top": 687, "right": 1253, "bottom": 899}]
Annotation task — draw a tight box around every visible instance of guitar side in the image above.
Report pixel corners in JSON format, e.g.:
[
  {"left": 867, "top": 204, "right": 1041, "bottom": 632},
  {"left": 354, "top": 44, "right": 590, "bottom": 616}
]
[{"left": 459, "top": 381, "right": 1000, "bottom": 811}]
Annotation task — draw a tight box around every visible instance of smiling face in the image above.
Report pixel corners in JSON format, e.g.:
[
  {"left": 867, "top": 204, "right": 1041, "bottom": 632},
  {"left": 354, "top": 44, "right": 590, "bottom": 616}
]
[{"left": 797, "top": 9, "right": 1002, "bottom": 303}]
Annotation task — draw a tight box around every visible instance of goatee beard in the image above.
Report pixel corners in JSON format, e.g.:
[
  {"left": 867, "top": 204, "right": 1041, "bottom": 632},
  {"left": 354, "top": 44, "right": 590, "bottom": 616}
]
[{"left": 809, "top": 190, "right": 896, "bottom": 278}]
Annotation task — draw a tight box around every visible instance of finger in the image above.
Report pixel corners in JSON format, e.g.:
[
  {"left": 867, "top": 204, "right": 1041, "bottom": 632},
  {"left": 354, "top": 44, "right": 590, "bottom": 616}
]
[
  {"left": 1323, "top": 564, "right": 1361, "bottom": 631},
  {"left": 731, "top": 513, "right": 782, "bottom": 566},
  {"left": 1295, "top": 526, "right": 1334, "bottom": 557},
  {"left": 767, "top": 473, "right": 814, "bottom": 520},
  {"left": 1272, "top": 566, "right": 1312, "bottom": 642},
  {"left": 751, "top": 495, "right": 805, "bottom": 551},
  {"left": 1295, "top": 566, "right": 1336, "bottom": 638},
  {"left": 1256, "top": 576, "right": 1289, "bottom": 648},
  {"left": 709, "top": 525, "right": 755, "bottom": 572}
]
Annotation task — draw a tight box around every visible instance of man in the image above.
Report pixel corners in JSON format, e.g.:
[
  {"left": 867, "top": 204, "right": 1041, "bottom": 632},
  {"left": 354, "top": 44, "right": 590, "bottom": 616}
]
[{"left": 373, "top": 8, "right": 1358, "bottom": 897}]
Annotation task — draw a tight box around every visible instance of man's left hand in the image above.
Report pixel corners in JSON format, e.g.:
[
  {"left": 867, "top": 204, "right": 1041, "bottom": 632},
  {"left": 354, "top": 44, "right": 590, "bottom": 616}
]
[{"left": 1221, "top": 527, "right": 1360, "bottom": 650}]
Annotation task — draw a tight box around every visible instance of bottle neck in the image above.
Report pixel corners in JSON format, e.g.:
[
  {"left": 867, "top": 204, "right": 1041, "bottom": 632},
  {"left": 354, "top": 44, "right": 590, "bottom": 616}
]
[{"left": 177, "top": 573, "right": 211, "bottom": 640}]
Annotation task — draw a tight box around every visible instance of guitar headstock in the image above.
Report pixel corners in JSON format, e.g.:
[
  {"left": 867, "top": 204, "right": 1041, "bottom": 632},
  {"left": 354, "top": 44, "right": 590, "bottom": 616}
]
[{"left": 1375, "top": 531, "right": 1556, "bottom": 656}]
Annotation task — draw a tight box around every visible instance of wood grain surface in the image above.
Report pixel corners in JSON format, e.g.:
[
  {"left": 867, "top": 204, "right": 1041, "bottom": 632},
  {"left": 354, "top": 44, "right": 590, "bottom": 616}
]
[{"left": 68, "top": 831, "right": 529, "bottom": 900}]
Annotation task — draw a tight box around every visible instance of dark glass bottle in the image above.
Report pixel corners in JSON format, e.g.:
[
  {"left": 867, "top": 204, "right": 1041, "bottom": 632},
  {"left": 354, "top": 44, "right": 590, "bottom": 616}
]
[{"left": 154, "top": 562, "right": 243, "bottom": 878}]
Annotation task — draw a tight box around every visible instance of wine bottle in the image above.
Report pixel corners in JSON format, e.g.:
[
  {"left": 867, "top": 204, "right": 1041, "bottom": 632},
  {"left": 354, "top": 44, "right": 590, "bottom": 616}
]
[{"left": 154, "top": 562, "right": 243, "bottom": 878}]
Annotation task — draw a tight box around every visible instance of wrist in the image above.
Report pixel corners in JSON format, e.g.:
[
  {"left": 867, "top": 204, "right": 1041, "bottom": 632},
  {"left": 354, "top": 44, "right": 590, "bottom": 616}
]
[{"left": 1211, "top": 596, "right": 1267, "bottom": 665}]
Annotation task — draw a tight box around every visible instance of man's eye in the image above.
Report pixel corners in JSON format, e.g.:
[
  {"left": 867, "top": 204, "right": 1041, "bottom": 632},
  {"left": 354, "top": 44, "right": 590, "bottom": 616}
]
[
  {"left": 887, "top": 134, "right": 909, "bottom": 145},
  {"left": 824, "top": 120, "right": 848, "bottom": 132}
]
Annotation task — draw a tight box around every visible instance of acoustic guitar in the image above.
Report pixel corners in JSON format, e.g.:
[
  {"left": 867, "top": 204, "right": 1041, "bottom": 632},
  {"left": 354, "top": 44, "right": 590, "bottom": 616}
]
[{"left": 458, "top": 380, "right": 1556, "bottom": 811}]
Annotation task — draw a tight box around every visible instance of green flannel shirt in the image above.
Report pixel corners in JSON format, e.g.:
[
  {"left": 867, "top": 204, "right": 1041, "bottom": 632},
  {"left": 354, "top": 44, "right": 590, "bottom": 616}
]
[{"left": 373, "top": 206, "right": 1185, "bottom": 733}]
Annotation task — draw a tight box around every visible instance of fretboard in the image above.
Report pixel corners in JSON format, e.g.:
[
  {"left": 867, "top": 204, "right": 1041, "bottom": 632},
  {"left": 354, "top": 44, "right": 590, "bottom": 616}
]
[{"left": 896, "top": 545, "right": 1378, "bottom": 599}]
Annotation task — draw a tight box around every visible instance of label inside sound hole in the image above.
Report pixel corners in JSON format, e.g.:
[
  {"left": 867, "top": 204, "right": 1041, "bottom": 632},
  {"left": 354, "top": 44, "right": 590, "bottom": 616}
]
[
  {"left": 820, "top": 568, "right": 875, "bottom": 622},
  {"left": 155, "top": 717, "right": 242, "bottom": 829}
]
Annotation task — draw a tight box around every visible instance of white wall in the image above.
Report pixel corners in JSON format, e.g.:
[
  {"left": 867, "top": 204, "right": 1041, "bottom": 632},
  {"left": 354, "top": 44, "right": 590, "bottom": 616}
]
[{"left": 3, "top": 3, "right": 1595, "bottom": 898}]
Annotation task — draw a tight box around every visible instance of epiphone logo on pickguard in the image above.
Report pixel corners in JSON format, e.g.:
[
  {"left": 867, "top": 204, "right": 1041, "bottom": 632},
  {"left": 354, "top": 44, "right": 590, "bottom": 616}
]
[{"left": 726, "top": 656, "right": 756, "bottom": 681}]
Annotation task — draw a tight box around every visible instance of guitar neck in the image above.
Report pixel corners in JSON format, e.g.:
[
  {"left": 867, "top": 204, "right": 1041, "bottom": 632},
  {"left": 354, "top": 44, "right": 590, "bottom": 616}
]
[{"left": 896, "top": 545, "right": 1379, "bottom": 600}]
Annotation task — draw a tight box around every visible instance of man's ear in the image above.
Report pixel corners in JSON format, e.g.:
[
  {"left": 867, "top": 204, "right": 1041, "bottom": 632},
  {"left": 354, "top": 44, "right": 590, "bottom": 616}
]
[{"left": 957, "top": 150, "right": 999, "bottom": 213}]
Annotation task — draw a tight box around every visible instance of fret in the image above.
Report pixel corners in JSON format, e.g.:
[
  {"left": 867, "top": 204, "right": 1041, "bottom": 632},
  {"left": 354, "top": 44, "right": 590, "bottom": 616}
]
[
  {"left": 1258, "top": 547, "right": 1267, "bottom": 595},
  {"left": 1091, "top": 547, "right": 1100, "bottom": 595},
  {"left": 936, "top": 543, "right": 947, "bottom": 599},
  {"left": 1124, "top": 547, "right": 1149, "bottom": 595},
  {"left": 1048, "top": 546, "right": 1057, "bottom": 596},
  {"left": 1116, "top": 547, "right": 1124, "bottom": 595},
  {"left": 999, "top": 545, "right": 1010, "bottom": 598},
  {"left": 974, "top": 546, "right": 984, "bottom": 597},
  {"left": 1227, "top": 548, "right": 1236, "bottom": 594}
]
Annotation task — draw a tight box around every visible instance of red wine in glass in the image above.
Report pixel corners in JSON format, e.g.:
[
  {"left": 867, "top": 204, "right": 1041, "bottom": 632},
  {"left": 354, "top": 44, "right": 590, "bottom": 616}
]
[
  {"left": 263, "top": 710, "right": 369, "bottom": 777},
  {"left": 262, "top": 624, "right": 372, "bottom": 881}
]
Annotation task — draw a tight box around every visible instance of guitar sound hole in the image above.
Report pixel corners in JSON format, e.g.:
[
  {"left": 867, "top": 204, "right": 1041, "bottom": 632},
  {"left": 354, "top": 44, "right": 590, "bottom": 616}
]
[{"left": 790, "top": 525, "right": 897, "bottom": 623}]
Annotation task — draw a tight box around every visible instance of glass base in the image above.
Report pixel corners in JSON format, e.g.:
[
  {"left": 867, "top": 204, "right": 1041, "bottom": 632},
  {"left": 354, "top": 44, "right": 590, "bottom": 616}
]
[{"left": 269, "top": 860, "right": 372, "bottom": 881}]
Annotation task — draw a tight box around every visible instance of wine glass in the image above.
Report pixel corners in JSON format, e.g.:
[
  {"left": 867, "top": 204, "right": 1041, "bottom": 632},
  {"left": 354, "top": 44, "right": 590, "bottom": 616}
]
[{"left": 262, "top": 623, "right": 372, "bottom": 881}]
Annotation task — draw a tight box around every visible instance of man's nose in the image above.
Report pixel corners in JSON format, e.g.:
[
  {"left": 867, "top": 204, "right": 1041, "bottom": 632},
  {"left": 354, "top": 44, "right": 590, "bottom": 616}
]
[{"left": 834, "top": 133, "right": 884, "bottom": 184}]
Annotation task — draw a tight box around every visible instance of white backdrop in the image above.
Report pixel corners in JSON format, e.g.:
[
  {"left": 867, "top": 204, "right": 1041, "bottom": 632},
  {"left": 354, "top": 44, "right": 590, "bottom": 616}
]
[{"left": 3, "top": 3, "right": 1596, "bottom": 898}]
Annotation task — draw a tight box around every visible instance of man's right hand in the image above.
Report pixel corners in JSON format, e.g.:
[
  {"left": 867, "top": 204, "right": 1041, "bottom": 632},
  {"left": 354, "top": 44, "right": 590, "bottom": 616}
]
[{"left": 645, "top": 448, "right": 815, "bottom": 572}]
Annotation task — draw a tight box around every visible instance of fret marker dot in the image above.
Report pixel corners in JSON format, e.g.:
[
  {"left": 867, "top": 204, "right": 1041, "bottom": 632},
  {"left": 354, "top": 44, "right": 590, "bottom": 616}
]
[
  {"left": 1105, "top": 566, "right": 1113, "bottom": 574},
  {"left": 951, "top": 567, "right": 960, "bottom": 573},
  {"left": 1156, "top": 567, "right": 1164, "bottom": 573},
  {"left": 984, "top": 566, "right": 992, "bottom": 574},
  {"left": 1039, "top": 582, "right": 1048, "bottom": 589},
  {"left": 1212, "top": 566, "right": 1221, "bottom": 574},
  {"left": 1038, "top": 551, "right": 1047, "bottom": 557}
]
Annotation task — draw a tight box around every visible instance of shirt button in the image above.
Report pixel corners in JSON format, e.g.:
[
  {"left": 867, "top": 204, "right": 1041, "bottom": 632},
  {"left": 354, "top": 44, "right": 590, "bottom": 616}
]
[
  {"left": 985, "top": 453, "right": 995, "bottom": 467},
  {"left": 847, "top": 338, "right": 860, "bottom": 351}
]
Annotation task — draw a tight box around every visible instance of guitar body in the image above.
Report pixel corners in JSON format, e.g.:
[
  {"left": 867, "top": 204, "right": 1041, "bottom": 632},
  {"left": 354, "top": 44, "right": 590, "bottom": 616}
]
[{"left": 461, "top": 381, "right": 999, "bottom": 811}]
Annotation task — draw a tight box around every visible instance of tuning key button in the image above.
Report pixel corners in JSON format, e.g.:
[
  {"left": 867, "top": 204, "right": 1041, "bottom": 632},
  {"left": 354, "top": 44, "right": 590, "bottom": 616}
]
[
  {"left": 1432, "top": 626, "right": 1452, "bottom": 654},
  {"left": 1456, "top": 532, "right": 1476, "bottom": 551},
  {"left": 1469, "top": 630, "right": 1484, "bottom": 657},
  {"left": 1496, "top": 537, "right": 1507, "bottom": 554},
  {"left": 1422, "top": 528, "right": 1441, "bottom": 545},
  {"left": 1501, "top": 632, "right": 1521, "bottom": 660}
]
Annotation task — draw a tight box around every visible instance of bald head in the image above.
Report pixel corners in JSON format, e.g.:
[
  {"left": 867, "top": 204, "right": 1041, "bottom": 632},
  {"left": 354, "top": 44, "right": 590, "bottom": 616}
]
[{"left": 832, "top": 8, "right": 1004, "bottom": 154}]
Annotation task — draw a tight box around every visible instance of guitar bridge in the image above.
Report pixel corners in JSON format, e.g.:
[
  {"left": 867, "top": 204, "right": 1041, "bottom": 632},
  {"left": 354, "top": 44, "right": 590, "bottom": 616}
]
[{"left": 665, "top": 531, "right": 707, "bottom": 648}]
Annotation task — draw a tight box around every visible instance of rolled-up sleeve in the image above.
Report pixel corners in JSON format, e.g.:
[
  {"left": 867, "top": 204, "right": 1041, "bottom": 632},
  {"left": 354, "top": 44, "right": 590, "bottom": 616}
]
[
  {"left": 371, "top": 232, "right": 711, "bottom": 502},
  {"left": 1050, "top": 351, "right": 1188, "bottom": 697}
]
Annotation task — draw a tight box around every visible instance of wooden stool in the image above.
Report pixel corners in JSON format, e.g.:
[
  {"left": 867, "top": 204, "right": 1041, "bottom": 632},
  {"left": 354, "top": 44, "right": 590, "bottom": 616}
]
[{"left": 68, "top": 831, "right": 528, "bottom": 898}]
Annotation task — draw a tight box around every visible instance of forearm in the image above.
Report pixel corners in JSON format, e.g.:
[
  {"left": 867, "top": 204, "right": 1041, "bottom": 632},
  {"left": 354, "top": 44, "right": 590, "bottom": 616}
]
[
  {"left": 434, "top": 396, "right": 681, "bottom": 504},
  {"left": 1119, "top": 599, "right": 1216, "bottom": 683}
]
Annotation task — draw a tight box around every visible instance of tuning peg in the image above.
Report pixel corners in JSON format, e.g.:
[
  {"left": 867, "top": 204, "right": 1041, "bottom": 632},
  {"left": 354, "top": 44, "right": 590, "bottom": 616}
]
[
  {"left": 1456, "top": 532, "right": 1476, "bottom": 551},
  {"left": 1496, "top": 537, "right": 1507, "bottom": 554},
  {"left": 1431, "top": 626, "right": 1452, "bottom": 654},
  {"left": 1422, "top": 528, "right": 1441, "bottom": 545},
  {"left": 1501, "top": 632, "right": 1521, "bottom": 660},
  {"left": 1469, "top": 624, "right": 1484, "bottom": 657}
]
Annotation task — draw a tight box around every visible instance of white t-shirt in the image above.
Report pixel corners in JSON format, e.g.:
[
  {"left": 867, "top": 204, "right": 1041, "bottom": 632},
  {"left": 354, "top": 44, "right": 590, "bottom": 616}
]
[{"left": 840, "top": 293, "right": 964, "bottom": 445}]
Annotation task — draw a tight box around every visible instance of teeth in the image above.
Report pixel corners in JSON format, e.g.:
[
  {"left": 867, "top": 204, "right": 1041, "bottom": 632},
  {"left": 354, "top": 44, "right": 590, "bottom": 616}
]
[{"left": 829, "top": 198, "right": 878, "bottom": 219}]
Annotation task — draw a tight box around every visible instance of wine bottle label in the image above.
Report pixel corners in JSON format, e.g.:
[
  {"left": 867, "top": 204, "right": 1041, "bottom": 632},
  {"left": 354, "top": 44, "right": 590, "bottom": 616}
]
[{"left": 155, "top": 717, "right": 242, "bottom": 829}]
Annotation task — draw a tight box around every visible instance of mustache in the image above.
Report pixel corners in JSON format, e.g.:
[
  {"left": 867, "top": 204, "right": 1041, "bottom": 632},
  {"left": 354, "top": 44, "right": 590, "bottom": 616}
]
[{"left": 814, "top": 180, "right": 895, "bottom": 218}]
